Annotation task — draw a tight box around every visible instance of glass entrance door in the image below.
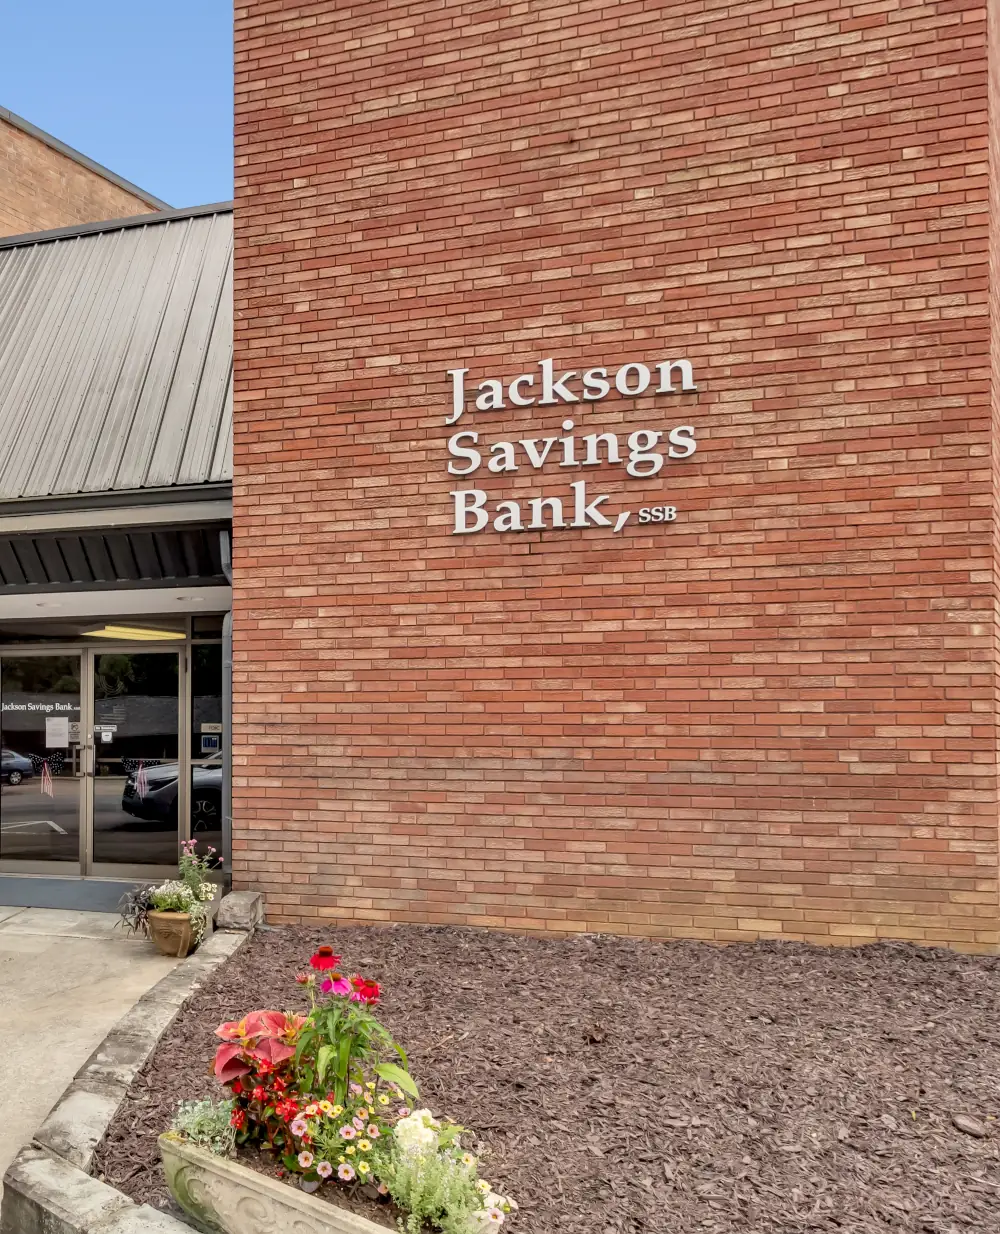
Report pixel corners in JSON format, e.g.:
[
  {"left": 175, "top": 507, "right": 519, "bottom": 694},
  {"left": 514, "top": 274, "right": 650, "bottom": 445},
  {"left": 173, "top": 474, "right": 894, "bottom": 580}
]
[
  {"left": 0, "top": 655, "right": 83, "bottom": 869},
  {"left": 0, "top": 643, "right": 192, "bottom": 876},
  {"left": 89, "top": 650, "right": 182, "bottom": 870}
]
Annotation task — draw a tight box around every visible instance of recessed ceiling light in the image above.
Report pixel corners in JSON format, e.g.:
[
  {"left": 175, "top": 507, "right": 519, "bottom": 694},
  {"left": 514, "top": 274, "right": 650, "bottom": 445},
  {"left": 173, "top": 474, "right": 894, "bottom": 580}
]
[{"left": 81, "top": 625, "right": 185, "bottom": 642}]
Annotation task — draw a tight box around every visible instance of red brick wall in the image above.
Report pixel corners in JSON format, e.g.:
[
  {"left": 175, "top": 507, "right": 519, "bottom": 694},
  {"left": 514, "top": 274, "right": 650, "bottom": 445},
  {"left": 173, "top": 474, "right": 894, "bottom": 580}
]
[
  {"left": 0, "top": 115, "right": 155, "bottom": 237},
  {"left": 234, "top": 0, "right": 999, "bottom": 950}
]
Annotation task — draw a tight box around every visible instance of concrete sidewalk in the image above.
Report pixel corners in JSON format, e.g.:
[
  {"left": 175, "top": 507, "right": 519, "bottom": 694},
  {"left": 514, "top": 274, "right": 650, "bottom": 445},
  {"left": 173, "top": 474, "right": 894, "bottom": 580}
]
[{"left": 0, "top": 907, "right": 179, "bottom": 1196}]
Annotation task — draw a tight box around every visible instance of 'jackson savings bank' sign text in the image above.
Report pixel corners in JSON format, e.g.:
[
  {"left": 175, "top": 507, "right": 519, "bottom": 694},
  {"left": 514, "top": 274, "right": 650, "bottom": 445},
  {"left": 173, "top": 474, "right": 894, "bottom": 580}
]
[{"left": 444, "top": 357, "right": 699, "bottom": 535}]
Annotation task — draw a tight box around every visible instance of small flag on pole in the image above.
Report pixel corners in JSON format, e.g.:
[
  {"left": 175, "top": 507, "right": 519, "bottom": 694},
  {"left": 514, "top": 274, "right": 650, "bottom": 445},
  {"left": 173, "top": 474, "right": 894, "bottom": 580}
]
[
  {"left": 136, "top": 760, "right": 148, "bottom": 801},
  {"left": 41, "top": 760, "right": 53, "bottom": 797}
]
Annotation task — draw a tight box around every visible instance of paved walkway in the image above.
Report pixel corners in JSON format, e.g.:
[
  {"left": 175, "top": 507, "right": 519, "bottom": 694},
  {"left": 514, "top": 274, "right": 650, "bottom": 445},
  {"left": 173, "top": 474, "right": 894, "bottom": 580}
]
[{"left": 0, "top": 907, "right": 179, "bottom": 1194}]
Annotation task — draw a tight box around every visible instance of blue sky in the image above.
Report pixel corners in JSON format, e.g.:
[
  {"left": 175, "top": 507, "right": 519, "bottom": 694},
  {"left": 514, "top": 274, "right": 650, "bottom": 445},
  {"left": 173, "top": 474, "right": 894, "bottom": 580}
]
[{"left": 0, "top": 1, "right": 233, "bottom": 208}]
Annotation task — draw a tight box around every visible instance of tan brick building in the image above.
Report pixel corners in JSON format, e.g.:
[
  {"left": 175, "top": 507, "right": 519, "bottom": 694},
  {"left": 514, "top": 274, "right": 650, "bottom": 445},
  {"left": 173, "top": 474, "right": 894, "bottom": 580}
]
[
  {"left": 0, "top": 105, "right": 166, "bottom": 236},
  {"left": 232, "top": 0, "right": 1000, "bottom": 951}
]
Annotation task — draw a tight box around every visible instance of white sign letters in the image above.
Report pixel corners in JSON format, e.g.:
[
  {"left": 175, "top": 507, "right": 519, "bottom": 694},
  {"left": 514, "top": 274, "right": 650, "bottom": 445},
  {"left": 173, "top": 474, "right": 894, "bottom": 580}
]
[{"left": 444, "top": 357, "right": 699, "bottom": 535}]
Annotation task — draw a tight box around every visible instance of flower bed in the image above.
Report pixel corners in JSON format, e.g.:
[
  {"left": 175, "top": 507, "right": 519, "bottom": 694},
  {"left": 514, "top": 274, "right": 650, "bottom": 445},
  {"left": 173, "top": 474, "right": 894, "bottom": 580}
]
[
  {"left": 161, "top": 945, "right": 515, "bottom": 1233},
  {"left": 95, "top": 927, "right": 1000, "bottom": 1234}
]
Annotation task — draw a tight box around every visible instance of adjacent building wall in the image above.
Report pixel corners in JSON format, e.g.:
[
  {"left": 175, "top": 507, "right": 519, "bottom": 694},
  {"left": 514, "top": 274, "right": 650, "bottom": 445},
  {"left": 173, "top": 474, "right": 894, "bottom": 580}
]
[
  {"left": 0, "top": 111, "right": 160, "bottom": 237},
  {"left": 233, "top": 0, "right": 999, "bottom": 950}
]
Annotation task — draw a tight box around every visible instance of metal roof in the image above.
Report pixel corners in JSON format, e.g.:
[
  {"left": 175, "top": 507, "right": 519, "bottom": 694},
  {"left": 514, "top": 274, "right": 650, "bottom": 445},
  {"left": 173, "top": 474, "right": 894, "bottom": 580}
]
[
  {"left": 0, "top": 204, "right": 233, "bottom": 502},
  {"left": 0, "top": 105, "right": 169, "bottom": 210}
]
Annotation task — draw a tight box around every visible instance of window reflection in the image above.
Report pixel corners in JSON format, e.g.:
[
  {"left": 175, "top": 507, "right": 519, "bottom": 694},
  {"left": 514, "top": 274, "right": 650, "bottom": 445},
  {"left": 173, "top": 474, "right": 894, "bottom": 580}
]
[
  {"left": 0, "top": 656, "right": 82, "bottom": 863},
  {"left": 92, "top": 652, "right": 179, "bottom": 866}
]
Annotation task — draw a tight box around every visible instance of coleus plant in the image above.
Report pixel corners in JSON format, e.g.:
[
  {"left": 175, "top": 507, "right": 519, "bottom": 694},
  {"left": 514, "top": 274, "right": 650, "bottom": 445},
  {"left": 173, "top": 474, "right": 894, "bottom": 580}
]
[{"left": 214, "top": 1010, "right": 308, "bottom": 1149}]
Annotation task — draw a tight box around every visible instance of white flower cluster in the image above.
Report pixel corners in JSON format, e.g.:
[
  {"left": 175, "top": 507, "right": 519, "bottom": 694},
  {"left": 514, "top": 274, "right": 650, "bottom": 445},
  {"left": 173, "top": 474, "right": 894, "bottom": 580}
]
[{"left": 393, "top": 1108, "right": 441, "bottom": 1158}]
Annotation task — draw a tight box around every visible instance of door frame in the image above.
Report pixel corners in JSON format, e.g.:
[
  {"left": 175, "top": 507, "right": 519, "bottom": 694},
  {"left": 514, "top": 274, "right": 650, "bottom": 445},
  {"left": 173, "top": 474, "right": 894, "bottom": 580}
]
[
  {"left": 85, "top": 643, "right": 187, "bottom": 880},
  {"left": 0, "top": 640, "right": 191, "bottom": 878}
]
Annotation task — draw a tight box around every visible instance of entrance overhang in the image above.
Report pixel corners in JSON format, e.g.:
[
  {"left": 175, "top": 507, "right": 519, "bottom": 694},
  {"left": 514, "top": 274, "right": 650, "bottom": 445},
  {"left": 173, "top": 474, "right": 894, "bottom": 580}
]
[{"left": 0, "top": 586, "right": 231, "bottom": 621}]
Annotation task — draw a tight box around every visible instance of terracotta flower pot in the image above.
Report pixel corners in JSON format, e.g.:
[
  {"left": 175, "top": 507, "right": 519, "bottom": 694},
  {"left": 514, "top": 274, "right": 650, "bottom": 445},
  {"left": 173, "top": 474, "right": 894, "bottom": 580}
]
[{"left": 148, "top": 910, "right": 196, "bottom": 957}]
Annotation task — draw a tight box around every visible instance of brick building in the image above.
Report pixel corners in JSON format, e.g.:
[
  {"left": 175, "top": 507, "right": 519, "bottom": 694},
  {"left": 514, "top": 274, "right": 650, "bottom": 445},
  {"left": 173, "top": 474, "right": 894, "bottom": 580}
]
[
  {"left": 0, "top": 104, "right": 166, "bottom": 237},
  {"left": 232, "top": 0, "right": 999, "bottom": 951}
]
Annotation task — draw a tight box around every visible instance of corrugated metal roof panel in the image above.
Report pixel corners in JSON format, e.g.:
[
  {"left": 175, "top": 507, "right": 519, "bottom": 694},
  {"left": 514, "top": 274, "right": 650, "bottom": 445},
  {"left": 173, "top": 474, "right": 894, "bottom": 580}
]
[{"left": 0, "top": 206, "right": 233, "bottom": 501}]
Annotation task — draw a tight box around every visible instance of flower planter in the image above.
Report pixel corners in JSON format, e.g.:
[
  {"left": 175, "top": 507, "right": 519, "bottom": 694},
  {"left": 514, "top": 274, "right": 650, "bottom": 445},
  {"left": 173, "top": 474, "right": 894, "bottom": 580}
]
[
  {"left": 147, "top": 887, "right": 223, "bottom": 957},
  {"left": 148, "top": 910, "right": 196, "bottom": 957},
  {"left": 160, "top": 1134, "right": 388, "bottom": 1234}
]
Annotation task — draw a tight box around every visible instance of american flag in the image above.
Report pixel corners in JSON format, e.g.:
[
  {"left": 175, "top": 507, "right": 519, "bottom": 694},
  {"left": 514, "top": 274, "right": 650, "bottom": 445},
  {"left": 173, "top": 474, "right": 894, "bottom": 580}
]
[
  {"left": 40, "top": 760, "right": 53, "bottom": 798},
  {"left": 136, "top": 760, "right": 148, "bottom": 800}
]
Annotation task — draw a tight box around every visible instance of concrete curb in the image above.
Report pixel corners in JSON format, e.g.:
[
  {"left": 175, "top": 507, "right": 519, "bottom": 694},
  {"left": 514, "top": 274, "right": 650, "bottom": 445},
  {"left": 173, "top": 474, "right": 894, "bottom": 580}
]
[{"left": 0, "top": 916, "right": 254, "bottom": 1234}]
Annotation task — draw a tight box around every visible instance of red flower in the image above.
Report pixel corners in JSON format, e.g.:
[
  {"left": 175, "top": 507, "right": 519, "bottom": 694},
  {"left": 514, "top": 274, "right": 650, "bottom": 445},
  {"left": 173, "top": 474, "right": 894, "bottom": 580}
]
[
  {"left": 231, "top": 1080, "right": 243, "bottom": 1095},
  {"left": 252, "top": 1086, "right": 266, "bottom": 1102},
  {"left": 310, "top": 946, "right": 342, "bottom": 971},
  {"left": 349, "top": 974, "right": 380, "bottom": 1005},
  {"left": 230, "top": 1109, "right": 246, "bottom": 1130}
]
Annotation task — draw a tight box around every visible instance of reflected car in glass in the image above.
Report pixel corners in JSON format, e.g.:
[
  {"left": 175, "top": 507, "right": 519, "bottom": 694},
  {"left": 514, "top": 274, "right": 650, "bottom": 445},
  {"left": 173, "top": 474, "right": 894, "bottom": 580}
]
[
  {"left": 121, "top": 757, "right": 222, "bottom": 830},
  {"left": 2, "top": 748, "right": 35, "bottom": 785}
]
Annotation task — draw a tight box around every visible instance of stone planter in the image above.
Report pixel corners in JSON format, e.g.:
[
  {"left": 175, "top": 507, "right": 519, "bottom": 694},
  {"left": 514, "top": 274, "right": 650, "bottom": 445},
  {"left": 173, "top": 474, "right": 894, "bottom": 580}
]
[
  {"left": 148, "top": 911, "right": 195, "bottom": 957},
  {"left": 160, "top": 1134, "right": 388, "bottom": 1234}
]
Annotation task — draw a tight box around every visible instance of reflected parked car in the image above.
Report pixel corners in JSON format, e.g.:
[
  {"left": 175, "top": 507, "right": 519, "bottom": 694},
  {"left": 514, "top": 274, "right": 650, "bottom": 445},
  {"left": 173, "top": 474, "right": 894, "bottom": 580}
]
[
  {"left": 2, "top": 748, "right": 34, "bottom": 785},
  {"left": 121, "top": 757, "right": 222, "bottom": 831}
]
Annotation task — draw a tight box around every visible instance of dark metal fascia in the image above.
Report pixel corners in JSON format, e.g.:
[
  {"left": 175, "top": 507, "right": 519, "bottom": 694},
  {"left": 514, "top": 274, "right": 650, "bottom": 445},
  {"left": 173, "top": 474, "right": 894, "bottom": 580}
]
[
  {"left": 0, "top": 202, "right": 235, "bottom": 252},
  {"left": 0, "top": 576, "right": 228, "bottom": 596},
  {"left": 0, "top": 104, "right": 171, "bottom": 209},
  {"left": 0, "top": 483, "right": 233, "bottom": 518}
]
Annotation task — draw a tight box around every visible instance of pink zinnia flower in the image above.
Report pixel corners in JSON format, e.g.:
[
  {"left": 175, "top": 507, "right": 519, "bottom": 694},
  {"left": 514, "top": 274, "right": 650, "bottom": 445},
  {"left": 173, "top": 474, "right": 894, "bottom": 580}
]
[
  {"left": 398, "top": 1107, "right": 411, "bottom": 1118},
  {"left": 350, "top": 1082, "right": 363, "bottom": 1095},
  {"left": 353, "top": 1116, "right": 365, "bottom": 1131},
  {"left": 367, "top": 1125, "right": 380, "bottom": 1138},
  {"left": 298, "top": 1151, "right": 314, "bottom": 1169},
  {"left": 316, "top": 1161, "right": 333, "bottom": 1179},
  {"left": 289, "top": 1117, "right": 309, "bottom": 1137},
  {"left": 338, "top": 1162, "right": 356, "bottom": 1181},
  {"left": 339, "top": 1125, "right": 356, "bottom": 1140}
]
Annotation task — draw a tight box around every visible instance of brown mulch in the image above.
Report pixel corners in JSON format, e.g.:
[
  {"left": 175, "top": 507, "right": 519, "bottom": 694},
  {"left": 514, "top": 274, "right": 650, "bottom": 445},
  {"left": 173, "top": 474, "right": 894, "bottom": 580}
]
[{"left": 94, "top": 926, "right": 1000, "bottom": 1234}]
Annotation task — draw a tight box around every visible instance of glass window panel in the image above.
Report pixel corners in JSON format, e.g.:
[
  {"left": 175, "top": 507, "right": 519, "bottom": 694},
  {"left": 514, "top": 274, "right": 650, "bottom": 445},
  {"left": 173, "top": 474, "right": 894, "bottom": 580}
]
[
  {"left": 192, "top": 615, "right": 225, "bottom": 638},
  {"left": 0, "top": 656, "right": 82, "bottom": 863},
  {"left": 92, "top": 651, "right": 179, "bottom": 866}
]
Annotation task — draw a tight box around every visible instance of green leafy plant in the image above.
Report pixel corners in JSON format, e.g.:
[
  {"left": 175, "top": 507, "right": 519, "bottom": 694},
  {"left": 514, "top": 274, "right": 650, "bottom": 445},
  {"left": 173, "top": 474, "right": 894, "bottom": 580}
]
[
  {"left": 170, "top": 1097, "right": 236, "bottom": 1157},
  {"left": 294, "top": 947, "right": 419, "bottom": 1107}
]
